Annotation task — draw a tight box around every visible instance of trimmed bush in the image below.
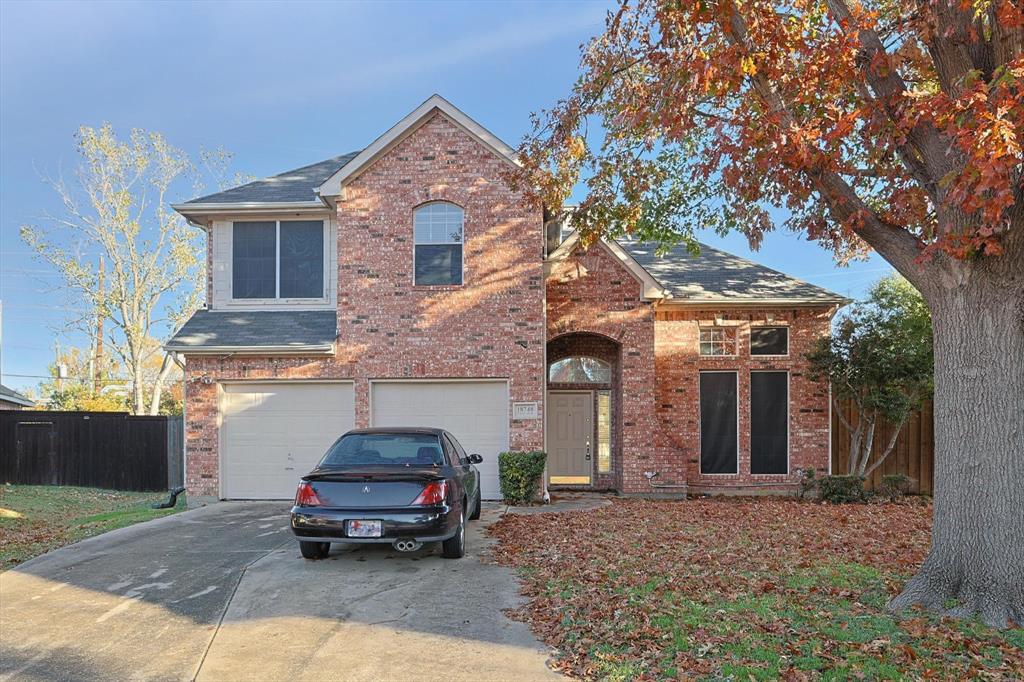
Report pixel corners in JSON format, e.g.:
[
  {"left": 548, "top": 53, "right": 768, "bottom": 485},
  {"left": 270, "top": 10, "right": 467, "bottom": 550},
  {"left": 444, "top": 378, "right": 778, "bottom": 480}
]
[
  {"left": 819, "top": 475, "right": 868, "bottom": 504},
  {"left": 498, "top": 451, "right": 547, "bottom": 505},
  {"left": 879, "top": 474, "right": 914, "bottom": 501}
]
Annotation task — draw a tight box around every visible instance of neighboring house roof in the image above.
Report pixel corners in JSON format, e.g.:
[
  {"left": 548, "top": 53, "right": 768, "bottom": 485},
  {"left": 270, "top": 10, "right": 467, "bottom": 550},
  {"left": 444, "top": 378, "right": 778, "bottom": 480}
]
[
  {"left": 0, "top": 383, "right": 35, "bottom": 407},
  {"left": 165, "top": 310, "right": 337, "bottom": 355},
  {"left": 174, "top": 152, "right": 360, "bottom": 210},
  {"left": 619, "top": 239, "right": 848, "bottom": 306}
]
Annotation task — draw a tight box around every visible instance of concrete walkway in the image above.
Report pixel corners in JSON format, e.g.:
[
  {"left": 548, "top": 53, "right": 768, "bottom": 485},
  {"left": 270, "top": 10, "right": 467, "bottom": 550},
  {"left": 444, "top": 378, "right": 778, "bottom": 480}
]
[{"left": 0, "top": 502, "right": 559, "bottom": 682}]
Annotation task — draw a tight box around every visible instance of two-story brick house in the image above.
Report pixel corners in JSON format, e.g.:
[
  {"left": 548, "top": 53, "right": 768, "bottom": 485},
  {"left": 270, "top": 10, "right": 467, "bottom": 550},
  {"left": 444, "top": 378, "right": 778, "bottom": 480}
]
[{"left": 169, "top": 95, "right": 846, "bottom": 504}]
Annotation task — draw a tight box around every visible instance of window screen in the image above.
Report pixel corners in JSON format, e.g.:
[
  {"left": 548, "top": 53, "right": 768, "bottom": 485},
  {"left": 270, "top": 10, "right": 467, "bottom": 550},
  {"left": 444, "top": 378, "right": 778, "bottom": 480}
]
[
  {"left": 279, "top": 221, "right": 324, "bottom": 298},
  {"left": 750, "top": 372, "right": 788, "bottom": 474},
  {"left": 750, "top": 327, "right": 788, "bottom": 355},
  {"left": 232, "top": 222, "right": 276, "bottom": 299},
  {"left": 414, "top": 202, "right": 463, "bottom": 285},
  {"left": 699, "top": 372, "right": 738, "bottom": 474}
]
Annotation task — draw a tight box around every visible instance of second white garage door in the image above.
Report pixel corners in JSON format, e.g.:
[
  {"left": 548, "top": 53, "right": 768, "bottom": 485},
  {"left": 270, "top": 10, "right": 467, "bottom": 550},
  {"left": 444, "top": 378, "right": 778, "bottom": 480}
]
[
  {"left": 221, "top": 382, "right": 355, "bottom": 499},
  {"left": 370, "top": 381, "right": 508, "bottom": 499}
]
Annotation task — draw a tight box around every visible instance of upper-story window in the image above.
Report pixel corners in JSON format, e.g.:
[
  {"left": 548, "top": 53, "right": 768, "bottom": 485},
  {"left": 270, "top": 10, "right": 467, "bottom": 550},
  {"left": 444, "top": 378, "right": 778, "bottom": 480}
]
[
  {"left": 750, "top": 327, "right": 789, "bottom": 356},
  {"left": 414, "top": 202, "right": 463, "bottom": 286},
  {"left": 699, "top": 328, "right": 737, "bottom": 356},
  {"left": 232, "top": 220, "right": 324, "bottom": 299}
]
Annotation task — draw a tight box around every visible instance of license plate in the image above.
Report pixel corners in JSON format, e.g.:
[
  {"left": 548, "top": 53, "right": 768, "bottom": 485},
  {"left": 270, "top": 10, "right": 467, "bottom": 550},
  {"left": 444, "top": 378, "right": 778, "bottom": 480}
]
[{"left": 347, "top": 520, "right": 382, "bottom": 538}]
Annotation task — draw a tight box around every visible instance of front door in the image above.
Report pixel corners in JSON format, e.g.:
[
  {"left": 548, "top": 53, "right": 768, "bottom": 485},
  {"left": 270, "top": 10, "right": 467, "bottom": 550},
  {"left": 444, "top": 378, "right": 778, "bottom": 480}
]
[{"left": 546, "top": 391, "right": 593, "bottom": 485}]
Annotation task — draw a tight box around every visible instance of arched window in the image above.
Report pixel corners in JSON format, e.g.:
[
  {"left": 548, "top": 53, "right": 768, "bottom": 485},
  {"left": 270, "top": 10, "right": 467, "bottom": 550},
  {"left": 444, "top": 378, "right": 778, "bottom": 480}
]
[
  {"left": 414, "top": 202, "right": 463, "bottom": 285},
  {"left": 548, "top": 356, "right": 612, "bottom": 384}
]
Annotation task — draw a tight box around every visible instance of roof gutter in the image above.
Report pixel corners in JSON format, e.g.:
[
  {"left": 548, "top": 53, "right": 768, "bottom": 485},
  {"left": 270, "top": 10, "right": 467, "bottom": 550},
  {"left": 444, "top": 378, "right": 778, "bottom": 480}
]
[
  {"left": 171, "top": 201, "right": 330, "bottom": 227},
  {"left": 657, "top": 298, "right": 852, "bottom": 309},
  {"left": 163, "top": 344, "right": 336, "bottom": 356}
]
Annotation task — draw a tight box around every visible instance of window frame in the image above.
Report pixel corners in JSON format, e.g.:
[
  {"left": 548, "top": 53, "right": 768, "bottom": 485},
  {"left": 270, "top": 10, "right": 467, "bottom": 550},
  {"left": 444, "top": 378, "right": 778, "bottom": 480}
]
[
  {"left": 229, "top": 219, "right": 329, "bottom": 303},
  {"left": 749, "top": 326, "right": 790, "bottom": 357},
  {"left": 412, "top": 201, "right": 465, "bottom": 287},
  {"left": 698, "top": 327, "right": 738, "bottom": 357}
]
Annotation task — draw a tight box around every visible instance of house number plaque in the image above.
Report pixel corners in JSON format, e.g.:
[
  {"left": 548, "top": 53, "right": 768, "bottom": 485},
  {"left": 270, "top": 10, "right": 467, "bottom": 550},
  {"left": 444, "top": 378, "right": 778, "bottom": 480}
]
[{"left": 512, "top": 401, "right": 539, "bottom": 420}]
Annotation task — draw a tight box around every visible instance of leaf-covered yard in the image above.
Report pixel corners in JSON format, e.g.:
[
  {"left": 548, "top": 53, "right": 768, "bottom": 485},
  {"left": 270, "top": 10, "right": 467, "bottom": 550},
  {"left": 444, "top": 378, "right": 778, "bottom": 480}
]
[
  {"left": 489, "top": 498, "right": 1023, "bottom": 680},
  {"left": 0, "top": 485, "right": 183, "bottom": 571}
]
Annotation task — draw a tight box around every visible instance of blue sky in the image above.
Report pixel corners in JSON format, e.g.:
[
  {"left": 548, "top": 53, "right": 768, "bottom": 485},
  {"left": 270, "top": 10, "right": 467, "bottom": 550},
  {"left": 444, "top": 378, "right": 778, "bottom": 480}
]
[{"left": 0, "top": 0, "right": 891, "bottom": 394}]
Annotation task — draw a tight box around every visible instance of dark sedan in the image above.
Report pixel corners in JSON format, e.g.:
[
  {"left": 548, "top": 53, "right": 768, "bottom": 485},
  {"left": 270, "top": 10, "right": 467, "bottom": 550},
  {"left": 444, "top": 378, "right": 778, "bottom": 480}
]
[{"left": 290, "top": 427, "right": 483, "bottom": 559}]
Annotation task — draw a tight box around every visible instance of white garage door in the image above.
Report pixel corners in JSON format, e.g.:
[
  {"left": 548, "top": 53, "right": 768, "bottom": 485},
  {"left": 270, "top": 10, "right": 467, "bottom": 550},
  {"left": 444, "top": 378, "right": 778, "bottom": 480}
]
[
  {"left": 371, "top": 381, "right": 508, "bottom": 500},
  {"left": 221, "top": 382, "right": 355, "bottom": 499}
]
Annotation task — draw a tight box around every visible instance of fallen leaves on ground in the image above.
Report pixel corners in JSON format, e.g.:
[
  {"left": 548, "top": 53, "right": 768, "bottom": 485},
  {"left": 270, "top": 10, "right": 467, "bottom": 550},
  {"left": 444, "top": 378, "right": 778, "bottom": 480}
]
[{"left": 488, "top": 497, "right": 1024, "bottom": 680}]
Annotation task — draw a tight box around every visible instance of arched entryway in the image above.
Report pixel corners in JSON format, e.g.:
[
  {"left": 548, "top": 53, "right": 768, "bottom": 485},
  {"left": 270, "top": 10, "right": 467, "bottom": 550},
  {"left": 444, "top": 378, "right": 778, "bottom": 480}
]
[{"left": 546, "top": 332, "right": 621, "bottom": 490}]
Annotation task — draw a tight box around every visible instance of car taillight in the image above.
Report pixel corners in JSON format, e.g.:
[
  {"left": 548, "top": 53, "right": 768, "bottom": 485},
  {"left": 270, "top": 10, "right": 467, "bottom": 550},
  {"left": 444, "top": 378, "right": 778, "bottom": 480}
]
[
  {"left": 295, "top": 482, "right": 322, "bottom": 507},
  {"left": 412, "top": 480, "right": 447, "bottom": 506}
]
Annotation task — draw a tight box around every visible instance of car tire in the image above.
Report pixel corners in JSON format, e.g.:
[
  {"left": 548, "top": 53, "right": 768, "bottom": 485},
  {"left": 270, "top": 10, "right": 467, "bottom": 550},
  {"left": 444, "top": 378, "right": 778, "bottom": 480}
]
[
  {"left": 299, "top": 541, "right": 330, "bottom": 560},
  {"left": 469, "top": 485, "right": 481, "bottom": 521},
  {"left": 441, "top": 508, "right": 466, "bottom": 559}
]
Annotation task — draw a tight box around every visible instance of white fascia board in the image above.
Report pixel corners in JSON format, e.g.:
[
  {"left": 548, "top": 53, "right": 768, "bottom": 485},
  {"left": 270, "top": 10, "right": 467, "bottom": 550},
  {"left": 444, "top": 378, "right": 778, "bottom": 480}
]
[
  {"left": 1, "top": 394, "right": 35, "bottom": 407},
  {"left": 316, "top": 94, "right": 519, "bottom": 199},
  {"left": 545, "top": 230, "right": 669, "bottom": 302},
  {"left": 657, "top": 298, "right": 850, "bottom": 309},
  {"left": 164, "top": 344, "right": 335, "bottom": 356}
]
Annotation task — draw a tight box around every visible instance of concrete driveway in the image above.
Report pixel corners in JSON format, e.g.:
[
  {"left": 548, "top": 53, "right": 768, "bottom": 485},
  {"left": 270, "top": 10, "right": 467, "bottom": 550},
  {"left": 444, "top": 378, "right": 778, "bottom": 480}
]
[{"left": 0, "top": 502, "right": 559, "bottom": 682}]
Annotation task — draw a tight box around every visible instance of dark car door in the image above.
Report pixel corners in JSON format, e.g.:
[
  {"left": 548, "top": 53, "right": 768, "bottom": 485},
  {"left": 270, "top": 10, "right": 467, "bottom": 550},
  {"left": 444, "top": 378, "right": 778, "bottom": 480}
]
[{"left": 443, "top": 433, "right": 478, "bottom": 506}]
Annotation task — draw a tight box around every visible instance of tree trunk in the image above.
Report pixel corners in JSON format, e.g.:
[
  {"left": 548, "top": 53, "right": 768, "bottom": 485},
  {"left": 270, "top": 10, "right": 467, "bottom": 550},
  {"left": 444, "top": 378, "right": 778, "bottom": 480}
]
[{"left": 888, "top": 262, "right": 1024, "bottom": 628}]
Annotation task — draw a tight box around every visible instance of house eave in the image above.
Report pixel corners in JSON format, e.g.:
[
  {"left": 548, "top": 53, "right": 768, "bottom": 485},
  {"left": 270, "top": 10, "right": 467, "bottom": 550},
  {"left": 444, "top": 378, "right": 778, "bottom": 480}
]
[
  {"left": 657, "top": 298, "right": 850, "bottom": 309},
  {"left": 545, "top": 231, "right": 669, "bottom": 302},
  {"left": 0, "top": 395, "right": 35, "bottom": 408},
  {"left": 164, "top": 344, "right": 336, "bottom": 356},
  {"left": 171, "top": 201, "right": 329, "bottom": 226}
]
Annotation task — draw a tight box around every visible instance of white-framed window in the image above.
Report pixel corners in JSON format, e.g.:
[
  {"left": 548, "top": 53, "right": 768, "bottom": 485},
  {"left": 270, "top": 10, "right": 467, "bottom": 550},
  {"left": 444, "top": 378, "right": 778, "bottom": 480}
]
[
  {"left": 750, "top": 327, "right": 789, "bottom": 356},
  {"left": 414, "top": 202, "right": 463, "bottom": 286},
  {"left": 232, "top": 220, "right": 325, "bottom": 299},
  {"left": 699, "top": 328, "right": 737, "bottom": 356}
]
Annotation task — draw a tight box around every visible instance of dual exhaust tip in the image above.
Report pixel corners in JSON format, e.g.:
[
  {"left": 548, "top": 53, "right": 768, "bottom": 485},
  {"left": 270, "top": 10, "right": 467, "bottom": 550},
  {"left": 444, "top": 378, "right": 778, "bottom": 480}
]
[{"left": 392, "top": 539, "right": 423, "bottom": 553}]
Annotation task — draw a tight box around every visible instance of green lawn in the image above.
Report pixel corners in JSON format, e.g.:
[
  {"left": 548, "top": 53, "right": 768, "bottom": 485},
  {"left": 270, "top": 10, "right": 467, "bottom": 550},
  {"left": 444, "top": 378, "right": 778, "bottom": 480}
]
[
  {"left": 490, "top": 498, "right": 1024, "bottom": 680},
  {"left": 0, "top": 484, "right": 184, "bottom": 571}
]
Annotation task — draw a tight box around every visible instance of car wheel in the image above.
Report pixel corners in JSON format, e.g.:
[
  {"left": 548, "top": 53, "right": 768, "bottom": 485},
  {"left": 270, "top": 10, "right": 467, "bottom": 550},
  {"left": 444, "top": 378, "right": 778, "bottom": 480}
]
[
  {"left": 469, "top": 485, "right": 481, "bottom": 521},
  {"left": 299, "top": 541, "right": 330, "bottom": 560},
  {"left": 441, "top": 508, "right": 466, "bottom": 559}
]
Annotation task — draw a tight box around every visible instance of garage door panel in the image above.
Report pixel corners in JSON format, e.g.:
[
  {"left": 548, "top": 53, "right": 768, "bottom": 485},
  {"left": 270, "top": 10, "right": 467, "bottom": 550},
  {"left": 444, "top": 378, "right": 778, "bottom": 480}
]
[
  {"left": 221, "top": 383, "right": 354, "bottom": 499},
  {"left": 371, "top": 382, "right": 509, "bottom": 500}
]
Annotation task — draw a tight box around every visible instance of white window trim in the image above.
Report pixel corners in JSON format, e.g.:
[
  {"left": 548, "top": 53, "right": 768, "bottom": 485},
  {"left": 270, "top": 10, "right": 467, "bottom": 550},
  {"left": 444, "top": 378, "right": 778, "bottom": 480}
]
[
  {"left": 749, "top": 326, "right": 790, "bottom": 358},
  {"left": 749, "top": 370, "right": 791, "bottom": 476},
  {"left": 698, "top": 327, "right": 739, "bottom": 358},
  {"left": 412, "top": 202, "right": 465, "bottom": 287},
  {"left": 698, "top": 370, "right": 740, "bottom": 476},
  {"left": 229, "top": 219, "right": 330, "bottom": 304}
]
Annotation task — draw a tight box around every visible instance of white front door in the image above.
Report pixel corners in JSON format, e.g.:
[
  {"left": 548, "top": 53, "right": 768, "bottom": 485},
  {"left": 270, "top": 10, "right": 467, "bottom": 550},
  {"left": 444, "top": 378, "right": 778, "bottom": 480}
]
[
  {"left": 220, "top": 382, "right": 355, "bottom": 499},
  {"left": 370, "top": 381, "right": 509, "bottom": 500}
]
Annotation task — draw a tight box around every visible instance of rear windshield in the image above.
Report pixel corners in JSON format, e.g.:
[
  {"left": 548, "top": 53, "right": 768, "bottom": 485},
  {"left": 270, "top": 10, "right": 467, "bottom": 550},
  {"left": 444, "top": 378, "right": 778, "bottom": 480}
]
[{"left": 319, "top": 433, "right": 446, "bottom": 468}]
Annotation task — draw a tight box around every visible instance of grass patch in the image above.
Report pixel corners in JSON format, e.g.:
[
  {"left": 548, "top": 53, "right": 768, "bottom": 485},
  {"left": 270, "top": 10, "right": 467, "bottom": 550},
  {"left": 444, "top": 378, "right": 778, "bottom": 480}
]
[
  {"left": 489, "top": 498, "right": 1024, "bottom": 680},
  {"left": 0, "top": 484, "right": 183, "bottom": 571}
]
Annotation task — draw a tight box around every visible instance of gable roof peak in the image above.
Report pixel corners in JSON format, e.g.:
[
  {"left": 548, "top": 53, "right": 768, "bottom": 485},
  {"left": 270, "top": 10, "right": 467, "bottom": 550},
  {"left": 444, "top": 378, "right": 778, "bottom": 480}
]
[{"left": 316, "top": 94, "right": 518, "bottom": 200}]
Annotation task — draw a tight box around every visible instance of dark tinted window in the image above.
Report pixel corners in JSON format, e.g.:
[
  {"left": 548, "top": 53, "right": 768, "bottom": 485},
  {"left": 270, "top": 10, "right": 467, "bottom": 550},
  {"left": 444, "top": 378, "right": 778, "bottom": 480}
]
[
  {"left": 700, "top": 372, "right": 738, "bottom": 474},
  {"left": 444, "top": 434, "right": 467, "bottom": 464},
  {"left": 750, "top": 372, "right": 788, "bottom": 474},
  {"left": 320, "top": 433, "right": 445, "bottom": 467},
  {"left": 232, "top": 222, "right": 276, "bottom": 298},
  {"left": 750, "top": 327, "right": 788, "bottom": 355},
  {"left": 279, "top": 221, "right": 323, "bottom": 298}
]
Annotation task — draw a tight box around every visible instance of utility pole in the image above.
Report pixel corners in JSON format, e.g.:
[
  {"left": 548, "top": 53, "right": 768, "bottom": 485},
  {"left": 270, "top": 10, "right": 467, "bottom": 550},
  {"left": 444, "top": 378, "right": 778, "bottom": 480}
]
[{"left": 94, "top": 256, "right": 105, "bottom": 395}]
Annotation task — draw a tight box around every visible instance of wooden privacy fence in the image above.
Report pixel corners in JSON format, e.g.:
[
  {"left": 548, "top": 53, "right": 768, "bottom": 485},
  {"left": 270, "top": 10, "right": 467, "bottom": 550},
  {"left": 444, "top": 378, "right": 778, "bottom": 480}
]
[
  {"left": 0, "top": 411, "right": 183, "bottom": 492},
  {"left": 831, "top": 399, "right": 934, "bottom": 494}
]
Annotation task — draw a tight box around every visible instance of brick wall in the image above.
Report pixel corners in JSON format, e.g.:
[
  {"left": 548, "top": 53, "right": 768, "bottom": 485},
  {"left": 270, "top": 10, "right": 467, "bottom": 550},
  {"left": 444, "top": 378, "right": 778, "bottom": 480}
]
[
  {"left": 546, "top": 241, "right": 681, "bottom": 494},
  {"left": 654, "top": 307, "right": 833, "bottom": 492},
  {"left": 183, "top": 112, "right": 546, "bottom": 498}
]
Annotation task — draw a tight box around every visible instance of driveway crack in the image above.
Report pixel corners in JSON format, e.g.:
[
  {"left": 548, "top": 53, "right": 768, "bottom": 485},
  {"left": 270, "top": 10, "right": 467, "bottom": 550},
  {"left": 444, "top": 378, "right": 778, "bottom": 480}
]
[{"left": 190, "top": 541, "right": 287, "bottom": 682}]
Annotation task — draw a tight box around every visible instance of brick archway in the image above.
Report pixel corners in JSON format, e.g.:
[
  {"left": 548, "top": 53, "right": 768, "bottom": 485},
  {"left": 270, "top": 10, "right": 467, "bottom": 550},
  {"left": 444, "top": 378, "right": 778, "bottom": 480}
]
[{"left": 546, "top": 332, "right": 622, "bottom": 490}]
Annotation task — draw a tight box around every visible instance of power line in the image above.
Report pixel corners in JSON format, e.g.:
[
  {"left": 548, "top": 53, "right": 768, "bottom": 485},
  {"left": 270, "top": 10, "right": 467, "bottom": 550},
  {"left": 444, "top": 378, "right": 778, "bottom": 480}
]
[{"left": 2, "top": 372, "right": 182, "bottom": 383}]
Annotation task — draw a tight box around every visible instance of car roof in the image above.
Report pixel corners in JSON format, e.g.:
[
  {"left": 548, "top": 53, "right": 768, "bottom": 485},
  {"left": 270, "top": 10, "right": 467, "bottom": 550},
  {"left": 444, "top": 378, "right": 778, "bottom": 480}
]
[{"left": 343, "top": 427, "right": 447, "bottom": 436}]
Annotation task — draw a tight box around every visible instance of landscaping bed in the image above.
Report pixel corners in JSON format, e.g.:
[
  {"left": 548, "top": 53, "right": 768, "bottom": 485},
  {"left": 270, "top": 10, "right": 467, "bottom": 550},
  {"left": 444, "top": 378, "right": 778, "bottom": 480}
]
[
  {"left": 489, "top": 497, "right": 1023, "bottom": 680},
  {"left": 0, "top": 484, "right": 183, "bottom": 571}
]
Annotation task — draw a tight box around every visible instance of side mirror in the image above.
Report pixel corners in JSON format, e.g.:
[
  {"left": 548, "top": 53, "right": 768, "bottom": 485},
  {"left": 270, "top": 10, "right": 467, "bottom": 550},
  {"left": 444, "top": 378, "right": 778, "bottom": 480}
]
[{"left": 468, "top": 454, "right": 483, "bottom": 464}]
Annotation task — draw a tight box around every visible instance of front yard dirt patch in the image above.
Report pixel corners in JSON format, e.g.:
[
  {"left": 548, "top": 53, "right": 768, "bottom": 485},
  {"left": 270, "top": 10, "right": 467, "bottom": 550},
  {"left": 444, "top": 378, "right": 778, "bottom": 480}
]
[
  {"left": 0, "top": 484, "right": 183, "bottom": 571},
  {"left": 489, "top": 498, "right": 1024, "bottom": 680}
]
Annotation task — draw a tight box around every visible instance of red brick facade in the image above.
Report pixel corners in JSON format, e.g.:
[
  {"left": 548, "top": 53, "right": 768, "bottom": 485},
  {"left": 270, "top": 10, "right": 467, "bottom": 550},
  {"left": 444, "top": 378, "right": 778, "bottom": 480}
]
[{"left": 181, "top": 109, "right": 833, "bottom": 500}]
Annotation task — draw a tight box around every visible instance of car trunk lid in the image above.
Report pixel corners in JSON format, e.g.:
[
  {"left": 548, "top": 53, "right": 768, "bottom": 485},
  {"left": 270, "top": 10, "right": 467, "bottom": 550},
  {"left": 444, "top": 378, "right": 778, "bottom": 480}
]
[{"left": 302, "top": 468, "right": 444, "bottom": 508}]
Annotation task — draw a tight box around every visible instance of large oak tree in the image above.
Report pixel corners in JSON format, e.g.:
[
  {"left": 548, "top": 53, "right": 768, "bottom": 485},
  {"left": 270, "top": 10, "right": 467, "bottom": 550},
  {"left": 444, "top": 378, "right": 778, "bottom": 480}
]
[{"left": 515, "top": 0, "right": 1023, "bottom": 627}]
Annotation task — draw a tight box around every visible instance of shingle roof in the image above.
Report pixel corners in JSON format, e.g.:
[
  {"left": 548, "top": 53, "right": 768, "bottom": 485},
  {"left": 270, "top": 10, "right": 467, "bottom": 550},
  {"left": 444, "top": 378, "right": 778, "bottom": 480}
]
[
  {"left": 619, "top": 239, "right": 848, "bottom": 305},
  {"left": 0, "top": 383, "right": 35, "bottom": 407},
  {"left": 165, "top": 310, "right": 337, "bottom": 353},
  {"left": 184, "top": 152, "right": 360, "bottom": 205}
]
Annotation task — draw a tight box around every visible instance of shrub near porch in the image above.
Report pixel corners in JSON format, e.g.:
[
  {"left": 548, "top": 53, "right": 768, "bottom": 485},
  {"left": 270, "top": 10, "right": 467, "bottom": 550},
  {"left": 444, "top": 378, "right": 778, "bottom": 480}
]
[{"left": 489, "top": 498, "right": 1024, "bottom": 680}]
